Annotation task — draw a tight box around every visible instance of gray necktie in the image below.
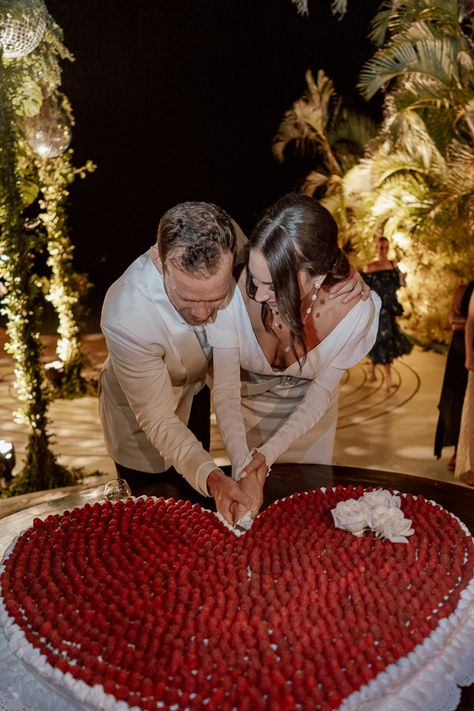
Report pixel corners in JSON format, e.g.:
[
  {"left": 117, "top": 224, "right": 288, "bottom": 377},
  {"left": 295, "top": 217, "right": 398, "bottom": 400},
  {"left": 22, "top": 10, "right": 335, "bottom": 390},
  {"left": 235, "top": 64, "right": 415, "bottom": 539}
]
[{"left": 194, "top": 326, "right": 212, "bottom": 360}]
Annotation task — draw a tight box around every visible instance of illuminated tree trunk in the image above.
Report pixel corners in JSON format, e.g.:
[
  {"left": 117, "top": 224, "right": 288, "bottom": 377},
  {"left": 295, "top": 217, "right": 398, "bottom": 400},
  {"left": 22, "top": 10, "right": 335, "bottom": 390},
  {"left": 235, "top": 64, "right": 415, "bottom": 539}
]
[{"left": 37, "top": 156, "right": 89, "bottom": 397}]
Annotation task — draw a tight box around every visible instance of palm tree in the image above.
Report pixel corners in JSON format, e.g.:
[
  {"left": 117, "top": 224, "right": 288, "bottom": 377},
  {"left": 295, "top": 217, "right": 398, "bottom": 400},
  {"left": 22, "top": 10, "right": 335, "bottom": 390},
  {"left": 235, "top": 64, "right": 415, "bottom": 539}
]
[
  {"left": 347, "top": 0, "right": 474, "bottom": 342},
  {"left": 273, "top": 68, "right": 377, "bottom": 246}
]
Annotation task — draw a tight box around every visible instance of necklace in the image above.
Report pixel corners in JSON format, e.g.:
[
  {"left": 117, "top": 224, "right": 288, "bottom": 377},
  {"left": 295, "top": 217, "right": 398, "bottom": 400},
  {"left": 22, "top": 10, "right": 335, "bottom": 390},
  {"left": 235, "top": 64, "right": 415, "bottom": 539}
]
[
  {"left": 271, "top": 309, "right": 283, "bottom": 330},
  {"left": 270, "top": 309, "right": 292, "bottom": 353}
]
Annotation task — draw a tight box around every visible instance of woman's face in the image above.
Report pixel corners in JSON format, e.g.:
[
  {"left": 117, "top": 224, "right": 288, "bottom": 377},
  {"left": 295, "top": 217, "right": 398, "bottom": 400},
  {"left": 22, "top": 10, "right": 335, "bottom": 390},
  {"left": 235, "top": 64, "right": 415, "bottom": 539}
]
[
  {"left": 376, "top": 238, "right": 389, "bottom": 259},
  {"left": 248, "top": 250, "right": 278, "bottom": 309}
]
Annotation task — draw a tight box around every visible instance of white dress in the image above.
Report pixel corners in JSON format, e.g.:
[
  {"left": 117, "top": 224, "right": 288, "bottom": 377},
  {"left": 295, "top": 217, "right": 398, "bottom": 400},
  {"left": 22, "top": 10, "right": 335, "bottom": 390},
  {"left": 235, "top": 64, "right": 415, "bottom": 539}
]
[
  {"left": 207, "top": 287, "right": 381, "bottom": 479},
  {"left": 455, "top": 371, "right": 474, "bottom": 479}
]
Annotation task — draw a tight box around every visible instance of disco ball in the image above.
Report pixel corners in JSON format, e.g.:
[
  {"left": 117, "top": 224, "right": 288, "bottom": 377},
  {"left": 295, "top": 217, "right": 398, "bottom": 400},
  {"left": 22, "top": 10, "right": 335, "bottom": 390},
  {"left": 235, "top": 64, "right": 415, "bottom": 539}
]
[
  {"left": 24, "top": 96, "right": 72, "bottom": 159},
  {"left": 0, "top": 0, "right": 46, "bottom": 59}
]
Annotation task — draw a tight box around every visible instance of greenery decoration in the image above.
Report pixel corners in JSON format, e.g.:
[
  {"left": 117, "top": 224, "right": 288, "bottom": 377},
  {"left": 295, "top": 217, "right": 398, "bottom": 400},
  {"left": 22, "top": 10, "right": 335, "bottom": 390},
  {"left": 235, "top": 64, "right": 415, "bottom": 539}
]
[
  {"left": 0, "top": 0, "right": 94, "bottom": 495},
  {"left": 37, "top": 152, "right": 95, "bottom": 397},
  {"left": 0, "top": 55, "right": 78, "bottom": 496}
]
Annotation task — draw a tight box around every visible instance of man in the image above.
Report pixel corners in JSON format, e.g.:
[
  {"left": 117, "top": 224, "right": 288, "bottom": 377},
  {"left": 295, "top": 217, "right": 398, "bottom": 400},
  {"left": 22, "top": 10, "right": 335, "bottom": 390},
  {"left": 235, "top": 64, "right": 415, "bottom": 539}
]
[
  {"left": 100, "top": 201, "right": 369, "bottom": 524},
  {"left": 100, "top": 202, "right": 252, "bottom": 523}
]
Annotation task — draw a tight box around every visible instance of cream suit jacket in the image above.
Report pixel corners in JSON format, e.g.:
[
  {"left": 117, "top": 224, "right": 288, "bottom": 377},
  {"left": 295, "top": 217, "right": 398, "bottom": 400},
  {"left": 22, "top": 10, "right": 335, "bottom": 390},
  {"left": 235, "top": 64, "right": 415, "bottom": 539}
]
[{"left": 99, "top": 249, "right": 216, "bottom": 496}]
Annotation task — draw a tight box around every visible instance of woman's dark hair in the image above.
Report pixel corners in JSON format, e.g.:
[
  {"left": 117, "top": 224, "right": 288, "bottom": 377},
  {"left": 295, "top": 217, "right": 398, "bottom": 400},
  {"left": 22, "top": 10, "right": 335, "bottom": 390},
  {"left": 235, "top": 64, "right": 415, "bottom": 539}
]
[{"left": 246, "top": 193, "right": 350, "bottom": 354}]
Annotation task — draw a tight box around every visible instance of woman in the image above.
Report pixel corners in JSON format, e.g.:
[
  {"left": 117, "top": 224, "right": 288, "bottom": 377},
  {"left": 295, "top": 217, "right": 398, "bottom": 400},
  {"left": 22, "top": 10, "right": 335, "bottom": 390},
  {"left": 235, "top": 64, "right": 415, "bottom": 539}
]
[
  {"left": 455, "top": 288, "right": 474, "bottom": 486},
  {"left": 434, "top": 280, "right": 474, "bottom": 470},
  {"left": 362, "top": 236, "right": 412, "bottom": 390},
  {"left": 207, "top": 194, "right": 380, "bottom": 519}
]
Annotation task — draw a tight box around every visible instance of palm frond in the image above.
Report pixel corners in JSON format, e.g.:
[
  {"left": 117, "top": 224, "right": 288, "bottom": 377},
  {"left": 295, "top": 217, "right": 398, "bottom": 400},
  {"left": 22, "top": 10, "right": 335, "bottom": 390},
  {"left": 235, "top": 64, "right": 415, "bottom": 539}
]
[
  {"left": 373, "top": 0, "right": 461, "bottom": 41},
  {"left": 329, "top": 0, "right": 348, "bottom": 19},
  {"left": 272, "top": 70, "right": 338, "bottom": 163},
  {"left": 369, "top": 0, "right": 394, "bottom": 47},
  {"left": 290, "top": 0, "right": 348, "bottom": 18},
  {"left": 445, "top": 139, "right": 474, "bottom": 193},
  {"left": 358, "top": 38, "right": 461, "bottom": 100},
  {"left": 290, "top": 0, "right": 308, "bottom": 16}
]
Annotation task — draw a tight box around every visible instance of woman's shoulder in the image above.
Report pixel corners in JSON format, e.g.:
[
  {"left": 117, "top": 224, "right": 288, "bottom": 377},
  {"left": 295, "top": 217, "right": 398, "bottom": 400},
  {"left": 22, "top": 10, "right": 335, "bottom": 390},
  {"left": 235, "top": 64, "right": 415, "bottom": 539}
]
[{"left": 364, "top": 261, "right": 398, "bottom": 273}]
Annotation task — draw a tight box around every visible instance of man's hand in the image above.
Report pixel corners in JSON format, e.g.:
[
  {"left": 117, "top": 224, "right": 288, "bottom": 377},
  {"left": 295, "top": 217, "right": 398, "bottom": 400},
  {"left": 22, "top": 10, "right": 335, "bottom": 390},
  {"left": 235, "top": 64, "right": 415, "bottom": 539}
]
[
  {"left": 328, "top": 266, "right": 370, "bottom": 303},
  {"left": 207, "top": 469, "right": 255, "bottom": 525}
]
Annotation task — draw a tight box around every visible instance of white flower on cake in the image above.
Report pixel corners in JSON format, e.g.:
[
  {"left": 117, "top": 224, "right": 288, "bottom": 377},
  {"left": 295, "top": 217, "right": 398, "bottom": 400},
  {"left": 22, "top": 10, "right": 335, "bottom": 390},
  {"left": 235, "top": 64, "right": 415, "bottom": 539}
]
[
  {"left": 361, "top": 489, "right": 400, "bottom": 509},
  {"left": 330, "top": 497, "right": 369, "bottom": 537},
  {"left": 331, "top": 489, "right": 414, "bottom": 543}
]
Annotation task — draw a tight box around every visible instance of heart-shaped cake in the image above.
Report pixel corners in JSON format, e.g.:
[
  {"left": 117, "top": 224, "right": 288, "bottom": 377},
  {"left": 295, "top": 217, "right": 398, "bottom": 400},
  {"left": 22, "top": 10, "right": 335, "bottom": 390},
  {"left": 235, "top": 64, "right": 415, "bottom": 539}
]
[{"left": 1, "top": 486, "right": 473, "bottom": 711}]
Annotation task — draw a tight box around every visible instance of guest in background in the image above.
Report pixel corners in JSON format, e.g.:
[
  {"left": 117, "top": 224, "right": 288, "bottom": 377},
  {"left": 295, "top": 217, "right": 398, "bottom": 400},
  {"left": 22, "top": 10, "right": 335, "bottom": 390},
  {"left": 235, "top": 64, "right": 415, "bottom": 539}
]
[
  {"left": 207, "top": 194, "right": 380, "bottom": 520},
  {"left": 434, "top": 280, "right": 474, "bottom": 470},
  {"left": 362, "top": 236, "right": 412, "bottom": 390},
  {"left": 454, "top": 288, "right": 474, "bottom": 486}
]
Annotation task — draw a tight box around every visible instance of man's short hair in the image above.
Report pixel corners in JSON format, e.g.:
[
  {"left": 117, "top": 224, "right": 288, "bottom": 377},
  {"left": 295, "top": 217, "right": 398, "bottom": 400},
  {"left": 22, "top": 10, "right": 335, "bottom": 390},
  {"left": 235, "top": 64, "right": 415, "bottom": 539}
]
[{"left": 157, "top": 202, "right": 236, "bottom": 275}]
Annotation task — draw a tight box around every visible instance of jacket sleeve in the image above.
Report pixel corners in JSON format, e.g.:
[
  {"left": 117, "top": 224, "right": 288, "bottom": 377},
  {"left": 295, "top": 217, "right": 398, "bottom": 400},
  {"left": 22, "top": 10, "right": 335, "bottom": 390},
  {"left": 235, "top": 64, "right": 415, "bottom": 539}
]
[{"left": 102, "top": 318, "right": 217, "bottom": 496}]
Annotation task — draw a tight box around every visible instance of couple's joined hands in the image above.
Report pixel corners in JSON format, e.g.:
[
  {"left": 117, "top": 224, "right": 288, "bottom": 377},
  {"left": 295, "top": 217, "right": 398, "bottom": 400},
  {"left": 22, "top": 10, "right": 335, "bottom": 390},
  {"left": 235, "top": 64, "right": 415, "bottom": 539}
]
[{"left": 207, "top": 451, "right": 268, "bottom": 525}]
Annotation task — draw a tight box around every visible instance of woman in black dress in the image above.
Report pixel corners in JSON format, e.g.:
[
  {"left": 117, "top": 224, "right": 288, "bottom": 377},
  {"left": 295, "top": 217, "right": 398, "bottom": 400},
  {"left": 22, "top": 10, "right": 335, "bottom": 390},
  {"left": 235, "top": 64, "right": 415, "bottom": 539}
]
[{"left": 362, "top": 237, "right": 413, "bottom": 390}]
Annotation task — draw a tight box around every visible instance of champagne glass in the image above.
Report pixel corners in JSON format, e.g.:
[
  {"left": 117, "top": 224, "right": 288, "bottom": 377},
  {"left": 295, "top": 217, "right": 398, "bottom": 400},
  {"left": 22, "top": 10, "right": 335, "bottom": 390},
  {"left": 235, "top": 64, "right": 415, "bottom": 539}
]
[{"left": 103, "top": 478, "right": 132, "bottom": 501}]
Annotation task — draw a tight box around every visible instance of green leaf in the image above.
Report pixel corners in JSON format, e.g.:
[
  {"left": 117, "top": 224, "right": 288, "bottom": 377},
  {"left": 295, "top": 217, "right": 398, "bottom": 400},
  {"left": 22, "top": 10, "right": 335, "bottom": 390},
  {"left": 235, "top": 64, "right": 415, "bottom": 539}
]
[{"left": 13, "top": 80, "right": 43, "bottom": 118}]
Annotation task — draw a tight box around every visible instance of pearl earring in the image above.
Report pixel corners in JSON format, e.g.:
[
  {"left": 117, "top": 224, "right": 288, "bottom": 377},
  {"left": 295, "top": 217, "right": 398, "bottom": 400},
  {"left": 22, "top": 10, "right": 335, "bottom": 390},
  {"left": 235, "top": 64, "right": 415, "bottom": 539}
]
[{"left": 304, "top": 281, "right": 321, "bottom": 321}]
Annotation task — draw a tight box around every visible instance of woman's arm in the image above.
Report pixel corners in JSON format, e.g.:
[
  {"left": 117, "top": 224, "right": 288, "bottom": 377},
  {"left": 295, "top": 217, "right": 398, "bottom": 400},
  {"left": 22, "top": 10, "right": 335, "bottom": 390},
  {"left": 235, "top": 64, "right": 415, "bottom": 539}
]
[
  {"left": 211, "top": 346, "right": 251, "bottom": 479},
  {"left": 465, "top": 291, "right": 474, "bottom": 371},
  {"left": 449, "top": 284, "right": 467, "bottom": 332},
  {"left": 256, "top": 365, "right": 344, "bottom": 468}
]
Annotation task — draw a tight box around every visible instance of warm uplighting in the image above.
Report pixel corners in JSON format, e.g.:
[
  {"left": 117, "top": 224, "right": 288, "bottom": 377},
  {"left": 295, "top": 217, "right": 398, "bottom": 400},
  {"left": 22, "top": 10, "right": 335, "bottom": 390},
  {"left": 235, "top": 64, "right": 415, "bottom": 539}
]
[
  {"left": 392, "top": 231, "right": 411, "bottom": 251},
  {"left": 372, "top": 195, "right": 396, "bottom": 217}
]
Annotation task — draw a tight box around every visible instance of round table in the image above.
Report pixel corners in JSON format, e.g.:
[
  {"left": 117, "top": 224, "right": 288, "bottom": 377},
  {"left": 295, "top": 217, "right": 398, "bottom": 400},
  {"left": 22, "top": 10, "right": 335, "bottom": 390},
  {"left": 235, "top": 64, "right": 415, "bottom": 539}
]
[{"left": 0, "top": 464, "right": 473, "bottom": 710}]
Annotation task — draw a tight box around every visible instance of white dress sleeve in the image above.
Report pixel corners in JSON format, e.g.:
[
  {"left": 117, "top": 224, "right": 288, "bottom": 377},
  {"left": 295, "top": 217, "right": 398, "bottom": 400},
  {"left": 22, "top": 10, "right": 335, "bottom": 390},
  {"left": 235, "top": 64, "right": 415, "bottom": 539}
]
[{"left": 211, "top": 346, "right": 251, "bottom": 479}]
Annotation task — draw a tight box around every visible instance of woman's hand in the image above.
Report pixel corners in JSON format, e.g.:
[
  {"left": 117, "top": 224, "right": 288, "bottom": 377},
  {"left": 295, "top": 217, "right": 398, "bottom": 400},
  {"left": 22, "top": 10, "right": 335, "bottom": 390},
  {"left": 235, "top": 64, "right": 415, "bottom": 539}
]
[
  {"left": 232, "top": 470, "right": 266, "bottom": 523},
  {"left": 328, "top": 267, "right": 370, "bottom": 304},
  {"left": 231, "top": 451, "right": 268, "bottom": 523},
  {"left": 240, "top": 450, "right": 268, "bottom": 481}
]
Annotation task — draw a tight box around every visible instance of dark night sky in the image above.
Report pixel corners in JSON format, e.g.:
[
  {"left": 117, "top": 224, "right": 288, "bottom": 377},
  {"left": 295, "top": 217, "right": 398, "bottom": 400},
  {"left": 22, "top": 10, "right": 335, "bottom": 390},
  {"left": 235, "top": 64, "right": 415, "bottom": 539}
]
[{"left": 46, "top": 0, "right": 378, "bottom": 305}]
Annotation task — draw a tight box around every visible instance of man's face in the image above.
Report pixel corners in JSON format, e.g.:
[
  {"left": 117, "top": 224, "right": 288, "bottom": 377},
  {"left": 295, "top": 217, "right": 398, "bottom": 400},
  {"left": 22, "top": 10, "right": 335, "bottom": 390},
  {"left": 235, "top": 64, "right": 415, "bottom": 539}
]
[{"left": 163, "top": 251, "right": 233, "bottom": 326}]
